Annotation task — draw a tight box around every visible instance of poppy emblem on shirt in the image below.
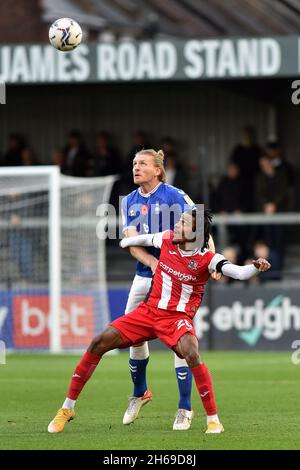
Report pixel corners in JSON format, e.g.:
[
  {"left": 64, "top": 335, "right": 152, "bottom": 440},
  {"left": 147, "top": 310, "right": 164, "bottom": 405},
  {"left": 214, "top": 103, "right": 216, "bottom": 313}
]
[
  {"left": 141, "top": 204, "right": 148, "bottom": 215},
  {"left": 188, "top": 260, "right": 198, "bottom": 270}
]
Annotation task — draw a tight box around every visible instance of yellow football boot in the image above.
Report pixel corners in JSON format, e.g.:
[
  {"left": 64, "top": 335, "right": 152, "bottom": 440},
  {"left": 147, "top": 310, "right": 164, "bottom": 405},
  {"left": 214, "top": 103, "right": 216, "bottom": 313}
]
[
  {"left": 205, "top": 420, "right": 224, "bottom": 434},
  {"left": 48, "top": 408, "right": 75, "bottom": 433}
]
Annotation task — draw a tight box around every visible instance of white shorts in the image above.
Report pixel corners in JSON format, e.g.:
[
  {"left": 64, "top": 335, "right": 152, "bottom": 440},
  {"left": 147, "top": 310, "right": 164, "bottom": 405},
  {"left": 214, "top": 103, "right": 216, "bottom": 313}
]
[{"left": 125, "top": 274, "right": 152, "bottom": 315}]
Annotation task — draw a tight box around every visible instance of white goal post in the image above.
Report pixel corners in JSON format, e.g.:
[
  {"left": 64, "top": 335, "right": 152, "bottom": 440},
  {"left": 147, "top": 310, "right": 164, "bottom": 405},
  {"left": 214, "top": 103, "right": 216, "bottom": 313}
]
[{"left": 0, "top": 166, "right": 117, "bottom": 353}]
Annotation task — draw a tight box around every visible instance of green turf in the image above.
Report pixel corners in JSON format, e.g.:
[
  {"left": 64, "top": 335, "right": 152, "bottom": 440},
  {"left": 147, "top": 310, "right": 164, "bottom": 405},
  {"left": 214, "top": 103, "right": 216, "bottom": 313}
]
[{"left": 0, "top": 351, "right": 299, "bottom": 450}]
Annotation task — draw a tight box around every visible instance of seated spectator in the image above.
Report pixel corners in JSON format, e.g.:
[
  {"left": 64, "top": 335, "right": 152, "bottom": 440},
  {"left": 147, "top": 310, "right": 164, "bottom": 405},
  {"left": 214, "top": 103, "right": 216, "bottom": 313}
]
[
  {"left": 265, "top": 141, "right": 294, "bottom": 186},
  {"left": 214, "top": 162, "right": 244, "bottom": 213},
  {"left": 256, "top": 157, "right": 289, "bottom": 213},
  {"left": 62, "top": 130, "right": 90, "bottom": 177},
  {"left": 125, "top": 130, "right": 151, "bottom": 191},
  {"left": 213, "top": 162, "right": 248, "bottom": 254},
  {"left": 51, "top": 148, "right": 65, "bottom": 169},
  {"left": 218, "top": 246, "right": 239, "bottom": 284},
  {"left": 20, "top": 146, "right": 40, "bottom": 166},
  {"left": 161, "top": 136, "right": 178, "bottom": 161},
  {"left": 126, "top": 130, "right": 151, "bottom": 165},
  {"left": 1, "top": 133, "right": 26, "bottom": 166},
  {"left": 164, "top": 153, "right": 189, "bottom": 194},
  {"left": 254, "top": 157, "right": 288, "bottom": 266},
  {"left": 230, "top": 125, "right": 261, "bottom": 210},
  {"left": 88, "top": 131, "right": 123, "bottom": 177},
  {"left": 249, "top": 240, "right": 281, "bottom": 282}
]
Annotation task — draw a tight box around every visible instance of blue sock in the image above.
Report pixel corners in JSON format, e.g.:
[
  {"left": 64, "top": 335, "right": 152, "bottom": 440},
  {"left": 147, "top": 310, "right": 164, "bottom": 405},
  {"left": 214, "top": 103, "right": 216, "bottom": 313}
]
[
  {"left": 129, "top": 358, "right": 149, "bottom": 397},
  {"left": 175, "top": 367, "right": 192, "bottom": 411}
]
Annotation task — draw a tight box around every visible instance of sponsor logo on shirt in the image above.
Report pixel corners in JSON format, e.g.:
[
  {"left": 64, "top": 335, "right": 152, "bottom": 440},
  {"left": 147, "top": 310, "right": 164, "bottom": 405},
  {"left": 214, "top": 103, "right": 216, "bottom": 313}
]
[{"left": 159, "top": 262, "right": 196, "bottom": 282}]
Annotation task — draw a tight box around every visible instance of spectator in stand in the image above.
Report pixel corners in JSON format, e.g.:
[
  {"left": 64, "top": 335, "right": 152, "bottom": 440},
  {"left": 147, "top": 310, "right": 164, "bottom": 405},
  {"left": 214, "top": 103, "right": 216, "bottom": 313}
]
[
  {"left": 88, "top": 131, "right": 123, "bottom": 177},
  {"left": 20, "top": 146, "right": 40, "bottom": 166},
  {"left": 247, "top": 240, "right": 281, "bottom": 282},
  {"left": 218, "top": 246, "right": 239, "bottom": 284},
  {"left": 126, "top": 130, "right": 151, "bottom": 165},
  {"left": 256, "top": 157, "right": 289, "bottom": 214},
  {"left": 213, "top": 162, "right": 247, "bottom": 254},
  {"left": 255, "top": 156, "right": 288, "bottom": 266},
  {"left": 51, "top": 148, "right": 65, "bottom": 169},
  {"left": 88, "top": 131, "right": 123, "bottom": 211},
  {"left": 125, "top": 130, "right": 152, "bottom": 192},
  {"left": 164, "top": 153, "right": 190, "bottom": 194},
  {"left": 230, "top": 125, "right": 261, "bottom": 211},
  {"left": 160, "top": 137, "right": 191, "bottom": 192},
  {"left": 214, "top": 162, "right": 244, "bottom": 213},
  {"left": 161, "top": 137, "right": 178, "bottom": 161},
  {"left": 1, "top": 134, "right": 26, "bottom": 166},
  {"left": 62, "top": 130, "right": 90, "bottom": 177},
  {"left": 265, "top": 141, "right": 294, "bottom": 187}
]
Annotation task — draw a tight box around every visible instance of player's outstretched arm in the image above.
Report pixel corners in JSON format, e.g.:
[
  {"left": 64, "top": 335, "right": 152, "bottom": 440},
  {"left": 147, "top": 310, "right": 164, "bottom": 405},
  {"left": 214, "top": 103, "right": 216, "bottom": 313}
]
[
  {"left": 219, "top": 257, "right": 271, "bottom": 280},
  {"left": 120, "top": 232, "right": 163, "bottom": 249},
  {"left": 208, "top": 254, "right": 271, "bottom": 281}
]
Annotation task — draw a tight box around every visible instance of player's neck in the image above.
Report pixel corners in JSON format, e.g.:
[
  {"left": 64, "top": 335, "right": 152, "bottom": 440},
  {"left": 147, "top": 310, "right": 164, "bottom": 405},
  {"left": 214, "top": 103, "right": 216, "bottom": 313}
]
[
  {"left": 139, "top": 180, "right": 161, "bottom": 195},
  {"left": 178, "top": 241, "right": 199, "bottom": 252}
]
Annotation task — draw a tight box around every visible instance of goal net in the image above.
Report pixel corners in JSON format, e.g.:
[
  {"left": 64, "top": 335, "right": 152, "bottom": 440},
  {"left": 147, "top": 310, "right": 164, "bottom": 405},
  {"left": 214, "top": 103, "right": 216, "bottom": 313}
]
[{"left": 0, "top": 167, "right": 117, "bottom": 352}]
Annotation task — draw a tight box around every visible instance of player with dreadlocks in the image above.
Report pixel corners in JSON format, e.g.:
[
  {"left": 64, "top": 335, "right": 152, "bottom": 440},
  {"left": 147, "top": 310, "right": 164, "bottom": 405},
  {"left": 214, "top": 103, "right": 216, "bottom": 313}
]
[{"left": 48, "top": 208, "right": 271, "bottom": 434}]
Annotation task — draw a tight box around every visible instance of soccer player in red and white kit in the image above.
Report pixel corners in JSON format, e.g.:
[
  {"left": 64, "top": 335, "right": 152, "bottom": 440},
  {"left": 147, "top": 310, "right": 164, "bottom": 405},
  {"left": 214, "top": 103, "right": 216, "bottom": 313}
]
[{"left": 48, "top": 209, "right": 271, "bottom": 434}]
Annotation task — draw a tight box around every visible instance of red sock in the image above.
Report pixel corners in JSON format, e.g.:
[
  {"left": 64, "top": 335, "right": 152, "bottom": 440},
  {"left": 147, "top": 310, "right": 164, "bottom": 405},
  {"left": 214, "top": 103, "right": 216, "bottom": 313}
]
[
  {"left": 67, "top": 351, "right": 101, "bottom": 400},
  {"left": 191, "top": 363, "right": 217, "bottom": 416}
]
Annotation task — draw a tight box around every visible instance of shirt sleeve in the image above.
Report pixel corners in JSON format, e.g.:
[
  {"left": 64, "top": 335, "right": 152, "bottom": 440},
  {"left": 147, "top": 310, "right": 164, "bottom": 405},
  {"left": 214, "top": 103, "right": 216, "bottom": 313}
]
[
  {"left": 120, "top": 232, "right": 163, "bottom": 249},
  {"left": 121, "top": 196, "right": 137, "bottom": 233},
  {"left": 119, "top": 230, "right": 169, "bottom": 249},
  {"left": 208, "top": 253, "right": 228, "bottom": 273},
  {"left": 208, "top": 253, "right": 259, "bottom": 280},
  {"left": 221, "top": 263, "right": 258, "bottom": 280},
  {"left": 152, "top": 232, "right": 164, "bottom": 248}
]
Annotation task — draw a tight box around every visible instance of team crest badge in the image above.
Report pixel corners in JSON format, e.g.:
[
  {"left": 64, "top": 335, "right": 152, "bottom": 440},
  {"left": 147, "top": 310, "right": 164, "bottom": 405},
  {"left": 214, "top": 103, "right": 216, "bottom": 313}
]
[{"left": 188, "top": 260, "right": 198, "bottom": 270}]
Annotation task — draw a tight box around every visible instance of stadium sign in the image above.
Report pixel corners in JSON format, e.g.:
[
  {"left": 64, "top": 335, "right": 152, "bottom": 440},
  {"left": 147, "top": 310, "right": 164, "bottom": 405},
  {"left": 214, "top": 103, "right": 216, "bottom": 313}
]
[
  {"left": 1, "top": 36, "right": 300, "bottom": 84},
  {"left": 1, "top": 286, "right": 300, "bottom": 351}
]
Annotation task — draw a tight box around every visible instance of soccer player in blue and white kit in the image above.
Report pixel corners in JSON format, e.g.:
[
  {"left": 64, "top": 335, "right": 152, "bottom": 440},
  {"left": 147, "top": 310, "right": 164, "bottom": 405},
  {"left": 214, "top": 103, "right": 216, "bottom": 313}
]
[{"left": 121, "top": 148, "right": 214, "bottom": 430}]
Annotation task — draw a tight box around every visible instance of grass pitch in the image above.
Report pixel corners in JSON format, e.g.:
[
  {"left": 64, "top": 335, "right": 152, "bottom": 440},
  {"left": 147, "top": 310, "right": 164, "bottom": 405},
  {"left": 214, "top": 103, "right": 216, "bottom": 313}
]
[{"left": 0, "top": 351, "right": 299, "bottom": 450}]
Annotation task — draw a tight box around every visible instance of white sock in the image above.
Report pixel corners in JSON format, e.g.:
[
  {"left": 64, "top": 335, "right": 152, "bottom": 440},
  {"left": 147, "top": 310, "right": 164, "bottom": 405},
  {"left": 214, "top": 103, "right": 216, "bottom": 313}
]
[
  {"left": 63, "top": 398, "right": 76, "bottom": 410},
  {"left": 174, "top": 352, "right": 188, "bottom": 368},
  {"left": 130, "top": 343, "right": 149, "bottom": 360},
  {"left": 207, "top": 414, "right": 220, "bottom": 424}
]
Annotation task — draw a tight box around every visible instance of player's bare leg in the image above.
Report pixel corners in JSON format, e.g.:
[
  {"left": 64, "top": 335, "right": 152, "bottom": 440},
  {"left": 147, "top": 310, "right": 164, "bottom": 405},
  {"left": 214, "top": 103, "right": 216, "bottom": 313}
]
[
  {"left": 174, "top": 333, "right": 224, "bottom": 434},
  {"left": 48, "top": 327, "right": 125, "bottom": 433},
  {"left": 123, "top": 341, "right": 153, "bottom": 425}
]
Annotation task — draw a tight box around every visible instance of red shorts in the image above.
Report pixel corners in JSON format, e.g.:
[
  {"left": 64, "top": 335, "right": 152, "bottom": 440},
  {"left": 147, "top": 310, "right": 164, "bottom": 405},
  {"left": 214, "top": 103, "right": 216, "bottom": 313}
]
[{"left": 109, "top": 302, "right": 196, "bottom": 351}]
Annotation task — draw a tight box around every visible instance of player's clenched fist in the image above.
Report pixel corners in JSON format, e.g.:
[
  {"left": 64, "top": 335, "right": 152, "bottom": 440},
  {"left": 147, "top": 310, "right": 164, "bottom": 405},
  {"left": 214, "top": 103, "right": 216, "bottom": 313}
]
[{"left": 252, "top": 258, "right": 271, "bottom": 272}]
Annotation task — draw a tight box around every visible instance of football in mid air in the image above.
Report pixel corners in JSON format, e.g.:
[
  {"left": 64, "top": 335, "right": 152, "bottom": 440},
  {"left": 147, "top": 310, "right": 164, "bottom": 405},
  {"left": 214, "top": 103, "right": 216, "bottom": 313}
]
[{"left": 49, "top": 18, "right": 82, "bottom": 52}]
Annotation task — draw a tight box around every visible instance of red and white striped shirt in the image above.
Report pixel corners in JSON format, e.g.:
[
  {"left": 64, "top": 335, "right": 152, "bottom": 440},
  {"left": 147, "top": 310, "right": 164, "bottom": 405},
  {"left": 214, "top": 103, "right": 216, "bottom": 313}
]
[{"left": 145, "top": 230, "right": 224, "bottom": 318}]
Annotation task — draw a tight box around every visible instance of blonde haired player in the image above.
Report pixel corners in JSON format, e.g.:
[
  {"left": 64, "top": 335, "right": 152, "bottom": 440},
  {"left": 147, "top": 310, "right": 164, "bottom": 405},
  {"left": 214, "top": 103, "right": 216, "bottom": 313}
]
[{"left": 120, "top": 148, "right": 215, "bottom": 430}]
